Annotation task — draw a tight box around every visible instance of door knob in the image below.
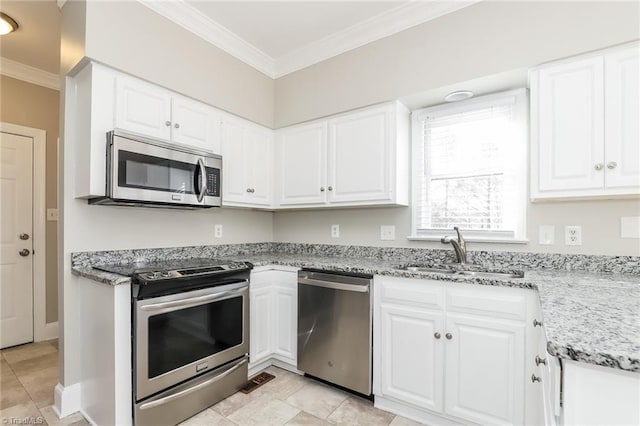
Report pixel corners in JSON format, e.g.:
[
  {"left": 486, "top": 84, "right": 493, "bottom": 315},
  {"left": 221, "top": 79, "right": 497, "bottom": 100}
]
[
  {"left": 434, "top": 332, "right": 441, "bottom": 339},
  {"left": 445, "top": 333, "right": 453, "bottom": 340},
  {"left": 19, "top": 233, "right": 29, "bottom": 240},
  {"left": 19, "top": 249, "right": 30, "bottom": 257}
]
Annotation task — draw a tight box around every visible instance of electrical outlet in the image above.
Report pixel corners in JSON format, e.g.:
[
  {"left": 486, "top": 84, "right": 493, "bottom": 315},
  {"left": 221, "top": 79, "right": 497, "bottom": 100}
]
[
  {"left": 565, "top": 225, "right": 582, "bottom": 246},
  {"left": 380, "top": 225, "right": 395, "bottom": 241},
  {"left": 214, "top": 224, "right": 223, "bottom": 238},
  {"left": 538, "top": 225, "right": 554, "bottom": 245},
  {"left": 331, "top": 224, "right": 340, "bottom": 238}
]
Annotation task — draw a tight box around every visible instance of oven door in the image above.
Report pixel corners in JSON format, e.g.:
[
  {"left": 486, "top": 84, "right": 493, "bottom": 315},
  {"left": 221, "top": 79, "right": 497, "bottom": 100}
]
[
  {"left": 134, "top": 281, "right": 248, "bottom": 400},
  {"left": 109, "top": 132, "right": 221, "bottom": 207}
]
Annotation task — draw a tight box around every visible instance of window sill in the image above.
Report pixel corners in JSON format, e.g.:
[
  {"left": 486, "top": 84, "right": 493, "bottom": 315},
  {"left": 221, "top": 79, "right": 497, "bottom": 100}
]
[{"left": 407, "top": 236, "right": 530, "bottom": 244}]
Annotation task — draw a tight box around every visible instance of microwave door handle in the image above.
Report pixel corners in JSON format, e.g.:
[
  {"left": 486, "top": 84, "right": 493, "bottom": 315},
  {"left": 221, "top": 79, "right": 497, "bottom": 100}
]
[{"left": 196, "top": 158, "right": 207, "bottom": 202}]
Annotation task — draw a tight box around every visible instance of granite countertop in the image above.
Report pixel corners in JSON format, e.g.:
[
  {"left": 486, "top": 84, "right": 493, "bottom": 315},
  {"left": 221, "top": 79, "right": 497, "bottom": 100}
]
[{"left": 71, "top": 252, "right": 640, "bottom": 373}]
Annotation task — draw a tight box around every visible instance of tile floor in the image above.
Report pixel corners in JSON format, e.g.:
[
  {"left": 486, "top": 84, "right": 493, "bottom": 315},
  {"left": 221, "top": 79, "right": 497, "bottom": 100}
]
[{"left": 1, "top": 341, "right": 423, "bottom": 425}]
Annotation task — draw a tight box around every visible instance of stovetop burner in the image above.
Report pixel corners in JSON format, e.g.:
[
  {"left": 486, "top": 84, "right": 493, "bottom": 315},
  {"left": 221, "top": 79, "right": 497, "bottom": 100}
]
[{"left": 94, "top": 258, "right": 253, "bottom": 282}]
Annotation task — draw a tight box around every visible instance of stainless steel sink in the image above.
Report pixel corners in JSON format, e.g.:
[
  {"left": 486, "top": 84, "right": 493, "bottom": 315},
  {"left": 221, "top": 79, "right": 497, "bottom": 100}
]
[{"left": 397, "top": 265, "right": 524, "bottom": 279}]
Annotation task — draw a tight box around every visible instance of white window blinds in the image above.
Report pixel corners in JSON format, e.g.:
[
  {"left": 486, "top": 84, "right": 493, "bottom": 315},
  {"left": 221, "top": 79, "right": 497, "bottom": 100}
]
[{"left": 412, "top": 90, "right": 527, "bottom": 240}]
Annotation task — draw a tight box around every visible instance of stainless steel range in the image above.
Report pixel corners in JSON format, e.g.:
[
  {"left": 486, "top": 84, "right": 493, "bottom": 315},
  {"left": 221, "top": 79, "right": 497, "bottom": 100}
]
[{"left": 95, "top": 259, "right": 252, "bottom": 426}]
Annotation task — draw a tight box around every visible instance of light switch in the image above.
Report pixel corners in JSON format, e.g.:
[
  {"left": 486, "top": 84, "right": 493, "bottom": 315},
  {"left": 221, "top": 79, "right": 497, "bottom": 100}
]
[
  {"left": 47, "top": 209, "right": 58, "bottom": 221},
  {"left": 538, "top": 225, "right": 554, "bottom": 245},
  {"left": 621, "top": 217, "right": 640, "bottom": 238}
]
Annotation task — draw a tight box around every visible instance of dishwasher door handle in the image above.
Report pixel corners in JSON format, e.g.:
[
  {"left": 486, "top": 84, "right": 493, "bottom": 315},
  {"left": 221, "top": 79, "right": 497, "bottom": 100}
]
[{"left": 298, "top": 277, "right": 369, "bottom": 293}]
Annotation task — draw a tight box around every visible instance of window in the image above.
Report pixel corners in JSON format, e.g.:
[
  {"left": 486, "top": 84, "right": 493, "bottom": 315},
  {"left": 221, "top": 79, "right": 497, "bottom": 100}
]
[{"left": 411, "top": 89, "right": 528, "bottom": 242}]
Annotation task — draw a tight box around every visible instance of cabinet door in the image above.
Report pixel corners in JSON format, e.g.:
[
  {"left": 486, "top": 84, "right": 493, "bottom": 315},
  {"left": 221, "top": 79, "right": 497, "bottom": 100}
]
[
  {"left": 605, "top": 47, "right": 640, "bottom": 190},
  {"left": 272, "top": 285, "right": 296, "bottom": 362},
  {"left": 379, "top": 304, "right": 444, "bottom": 413},
  {"left": 249, "top": 288, "right": 272, "bottom": 365},
  {"left": 115, "top": 76, "right": 172, "bottom": 140},
  {"left": 276, "top": 122, "right": 327, "bottom": 206},
  {"left": 221, "top": 117, "right": 249, "bottom": 204},
  {"left": 172, "top": 96, "right": 221, "bottom": 153},
  {"left": 533, "top": 57, "right": 605, "bottom": 195},
  {"left": 247, "top": 126, "right": 274, "bottom": 206},
  {"left": 444, "top": 314, "right": 525, "bottom": 426},
  {"left": 327, "top": 105, "right": 391, "bottom": 203}
]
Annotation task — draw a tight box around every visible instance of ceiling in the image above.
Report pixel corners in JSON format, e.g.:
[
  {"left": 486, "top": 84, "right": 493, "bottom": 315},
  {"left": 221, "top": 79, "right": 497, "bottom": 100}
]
[
  {"left": 0, "top": 0, "right": 60, "bottom": 73},
  {"left": 0, "top": 0, "right": 477, "bottom": 79}
]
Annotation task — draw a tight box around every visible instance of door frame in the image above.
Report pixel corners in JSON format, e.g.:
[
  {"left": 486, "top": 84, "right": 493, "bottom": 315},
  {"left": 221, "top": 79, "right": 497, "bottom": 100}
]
[{"left": 0, "top": 122, "right": 51, "bottom": 342}]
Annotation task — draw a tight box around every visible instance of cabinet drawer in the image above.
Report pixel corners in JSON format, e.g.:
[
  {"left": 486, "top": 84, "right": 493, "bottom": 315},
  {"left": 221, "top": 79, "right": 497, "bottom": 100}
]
[
  {"left": 378, "top": 277, "right": 445, "bottom": 310},
  {"left": 446, "top": 286, "right": 527, "bottom": 321}
]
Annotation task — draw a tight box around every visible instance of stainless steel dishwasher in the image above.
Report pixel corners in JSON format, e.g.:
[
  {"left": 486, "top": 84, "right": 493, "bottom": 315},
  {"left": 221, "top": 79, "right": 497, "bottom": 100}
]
[{"left": 297, "top": 269, "right": 372, "bottom": 395}]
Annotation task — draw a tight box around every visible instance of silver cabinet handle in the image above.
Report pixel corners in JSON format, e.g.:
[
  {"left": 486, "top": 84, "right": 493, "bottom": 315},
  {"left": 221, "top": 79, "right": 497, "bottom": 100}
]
[
  {"left": 165, "top": 121, "right": 171, "bottom": 127},
  {"left": 533, "top": 319, "right": 543, "bottom": 327},
  {"left": 531, "top": 374, "right": 541, "bottom": 383},
  {"left": 19, "top": 233, "right": 29, "bottom": 240},
  {"left": 445, "top": 333, "right": 453, "bottom": 340},
  {"left": 328, "top": 186, "right": 333, "bottom": 191},
  {"left": 19, "top": 249, "right": 30, "bottom": 257},
  {"left": 139, "top": 358, "right": 248, "bottom": 411},
  {"left": 320, "top": 187, "right": 325, "bottom": 192},
  {"left": 607, "top": 161, "right": 617, "bottom": 170},
  {"left": 434, "top": 332, "right": 441, "bottom": 339},
  {"left": 174, "top": 123, "right": 180, "bottom": 129},
  {"left": 535, "top": 355, "right": 547, "bottom": 366}
]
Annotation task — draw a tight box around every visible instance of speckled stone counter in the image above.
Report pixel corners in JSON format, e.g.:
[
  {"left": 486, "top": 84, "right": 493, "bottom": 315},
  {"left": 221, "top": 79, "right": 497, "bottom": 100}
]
[{"left": 71, "top": 243, "right": 640, "bottom": 373}]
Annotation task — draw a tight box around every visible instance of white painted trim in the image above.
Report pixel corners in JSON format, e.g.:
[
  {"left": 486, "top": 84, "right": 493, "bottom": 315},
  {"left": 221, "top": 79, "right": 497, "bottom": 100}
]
[
  {"left": 53, "top": 382, "right": 82, "bottom": 418},
  {"left": 0, "top": 57, "right": 60, "bottom": 90},
  {"left": 0, "top": 123, "right": 51, "bottom": 343},
  {"left": 275, "top": 0, "right": 481, "bottom": 78},
  {"left": 137, "top": 0, "right": 276, "bottom": 78},
  {"left": 135, "top": 0, "right": 479, "bottom": 79}
]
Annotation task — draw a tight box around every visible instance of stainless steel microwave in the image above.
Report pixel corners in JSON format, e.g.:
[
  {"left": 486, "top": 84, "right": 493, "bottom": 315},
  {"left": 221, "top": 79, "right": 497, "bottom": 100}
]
[{"left": 90, "top": 131, "right": 222, "bottom": 209}]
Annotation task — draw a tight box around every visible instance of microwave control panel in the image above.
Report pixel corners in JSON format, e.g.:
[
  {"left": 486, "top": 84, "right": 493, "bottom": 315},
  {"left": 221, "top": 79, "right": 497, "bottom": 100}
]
[{"left": 206, "top": 168, "right": 220, "bottom": 197}]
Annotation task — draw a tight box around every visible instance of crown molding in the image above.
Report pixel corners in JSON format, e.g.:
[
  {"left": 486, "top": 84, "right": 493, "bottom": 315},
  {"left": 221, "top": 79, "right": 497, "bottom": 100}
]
[
  {"left": 137, "top": 0, "right": 480, "bottom": 79},
  {"left": 137, "top": 0, "right": 276, "bottom": 78},
  {"left": 274, "top": 0, "right": 481, "bottom": 77},
  {"left": 0, "top": 57, "right": 60, "bottom": 90}
]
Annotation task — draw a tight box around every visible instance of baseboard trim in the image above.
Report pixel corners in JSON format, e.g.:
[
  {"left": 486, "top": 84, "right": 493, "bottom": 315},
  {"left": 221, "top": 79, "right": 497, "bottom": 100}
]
[
  {"left": 36, "top": 321, "right": 59, "bottom": 341},
  {"left": 54, "top": 382, "right": 82, "bottom": 418},
  {"left": 375, "top": 396, "right": 464, "bottom": 426},
  {"left": 248, "top": 357, "right": 300, "bottom": 378}
]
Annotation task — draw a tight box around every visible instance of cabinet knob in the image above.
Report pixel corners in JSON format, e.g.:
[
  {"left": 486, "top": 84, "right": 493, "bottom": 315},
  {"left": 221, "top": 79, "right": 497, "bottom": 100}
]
[
  {"left": 328, "top": 186, "right": 333, "bottom": 191},
  {"left": 535, "top": 355, "right": 547, "bottom": 366},
  {"left": 594, "top": 163, "right": 604, "bottom": 170},
  {"left": 19, "top": 249, "right": 30, "bottom": 257},
  {"left": 320, "top": 187, "right": 325, "bottom": 192},
  {"left": 434, "top": 332, "right": 441, "bottom": 339},
  {"left": 246, "top": 188, "right": 251, "bottom": 193},
  {"left": 174, "top": 123, "right": 180, "bottom": 129},
  {"left": 607, "top": 161, "right": 617, "bottom": 170},
  {"left": 445, "top": 333, "right": 453, "bottom": 340},
  {"left": 533, "top": 319, "right": 543, "bottom": 327},
  {"left": 531, "top": 374, "right": 541, "bottom": 383},
  {"left": 19, "top": 233, "right": 30, "bottom": 240},
  {"left": 165, "top": 121, "right": 171, "bottom": 127}
]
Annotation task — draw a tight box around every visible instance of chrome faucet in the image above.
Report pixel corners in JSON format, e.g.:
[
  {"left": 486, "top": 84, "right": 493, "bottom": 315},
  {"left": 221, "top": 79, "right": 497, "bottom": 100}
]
[{"left": 441, "top": 226, "right": 467, "bottom": 264}]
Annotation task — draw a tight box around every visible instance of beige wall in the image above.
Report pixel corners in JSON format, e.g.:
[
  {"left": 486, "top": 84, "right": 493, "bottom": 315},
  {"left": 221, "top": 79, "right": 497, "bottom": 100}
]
[
  {"left": 1, "top": 75, "right": 59, "bottom": 323},
  {"left": 272, "top": 1, "right": 640, "bottom": 257}
]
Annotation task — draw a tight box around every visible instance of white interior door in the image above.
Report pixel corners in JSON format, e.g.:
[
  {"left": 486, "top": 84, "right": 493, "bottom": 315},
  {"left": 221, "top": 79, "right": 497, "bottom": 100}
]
[{"left": 1, "top": 132, "right": 34, "bottom": 348}]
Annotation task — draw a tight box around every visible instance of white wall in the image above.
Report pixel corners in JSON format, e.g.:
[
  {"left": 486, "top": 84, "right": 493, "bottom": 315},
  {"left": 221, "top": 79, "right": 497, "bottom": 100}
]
[{"left": 272, "top": 1, "right": 640, "bottom": 257}]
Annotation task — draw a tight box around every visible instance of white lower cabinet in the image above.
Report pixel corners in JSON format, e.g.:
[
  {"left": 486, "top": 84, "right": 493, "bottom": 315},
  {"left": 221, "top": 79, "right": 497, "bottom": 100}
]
[
  {"left": 249, "top": 267, "right": 297, "bottom": 374},
  {"left": 374, "top": 276, "right": 536, "bottom": 426}
]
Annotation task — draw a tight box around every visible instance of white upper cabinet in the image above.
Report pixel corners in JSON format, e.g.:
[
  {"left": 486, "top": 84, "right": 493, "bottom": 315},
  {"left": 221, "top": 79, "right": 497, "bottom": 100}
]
[
  {"left": 115, "top": 74, "right": 221, "bottom": 154},
  {"left": 605, "top": 48, "right": 640, "bottom": 189},
  {"left": 276, "top": 102, "right": 409, "bottom": 208},
  {"left": 276, "top": 122, "right": 327, "bottom": 206},
  {"left": 531, "top": 43, "right": 640, "bottom": 199},
  {"left": 221, "top": 115, "right": 274, "bottom": 208}
]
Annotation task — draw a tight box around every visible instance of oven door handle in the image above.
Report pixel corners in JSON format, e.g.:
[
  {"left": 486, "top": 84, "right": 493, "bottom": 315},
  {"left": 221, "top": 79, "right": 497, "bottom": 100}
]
[
  {"left": 195, "top": 158, "right": 207, "bottom": 203},
  {"left": 138, "top": 357, "right": 248, "bottom": 411},
  {"left": 140, "top": 281, "right": 247, "bottom": 312}
]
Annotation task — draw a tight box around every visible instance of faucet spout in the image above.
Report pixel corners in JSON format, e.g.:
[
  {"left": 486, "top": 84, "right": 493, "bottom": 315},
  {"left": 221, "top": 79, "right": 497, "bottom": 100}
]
[{"left": 441, "top": 226, "right": 468, "bottom": 264}]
